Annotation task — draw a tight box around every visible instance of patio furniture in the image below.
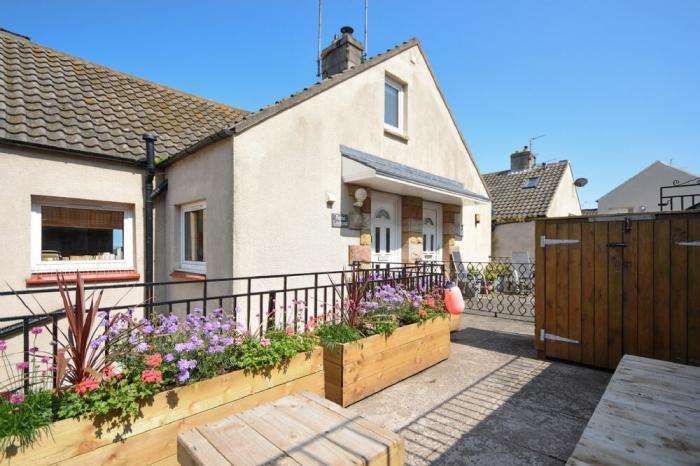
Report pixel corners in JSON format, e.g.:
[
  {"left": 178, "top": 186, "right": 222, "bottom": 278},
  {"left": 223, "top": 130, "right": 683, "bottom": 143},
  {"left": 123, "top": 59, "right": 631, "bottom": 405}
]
[
  {"left": 567, "top": 355, "right": 700, "bottom": 465},
  {"left": 177, "top": 391, "right": 405, "bottom": 465},
  {"left": 451, "top": 251, "right": 480, "bottom": 298}
]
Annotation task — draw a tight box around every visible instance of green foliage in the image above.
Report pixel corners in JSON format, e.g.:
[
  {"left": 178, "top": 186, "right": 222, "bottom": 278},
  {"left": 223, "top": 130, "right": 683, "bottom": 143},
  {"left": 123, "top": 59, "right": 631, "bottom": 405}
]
[
  {"left": 358, "top": 313, "right": 400, "bottom": 336},
  {"left": 314, "top": 323, "right": 362, "bottom": 347},
  {"left": 0, "top": 390, "right": 53, "bottom": 450},
  {"left": 234, "top": 331, "right": 318, "bottom": 372},
  {"left": 56, "top": 371, "right": 161, "bottom": 421}
]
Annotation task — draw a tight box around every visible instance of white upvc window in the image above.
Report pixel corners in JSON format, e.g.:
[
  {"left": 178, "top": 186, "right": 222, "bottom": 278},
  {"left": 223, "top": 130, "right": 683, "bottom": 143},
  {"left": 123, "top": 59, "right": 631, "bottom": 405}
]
[
  {"left": 30, "top": 198, "right": 134, "bottom": 272},
  {"left": 384, "top": 77, "right": 405, "bottom": 132},
  {"left": 180, "top": 201, "right": 207, "bottom": 274}
]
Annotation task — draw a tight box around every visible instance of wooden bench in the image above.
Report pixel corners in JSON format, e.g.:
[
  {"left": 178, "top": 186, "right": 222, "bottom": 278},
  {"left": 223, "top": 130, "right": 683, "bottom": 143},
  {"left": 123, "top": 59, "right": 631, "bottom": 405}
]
[
  {"left": 567, "top": 355, "right": 700, "bottom": 465},
  {"left": 177, "top": 391, "right": 405, "bottom": 465}
]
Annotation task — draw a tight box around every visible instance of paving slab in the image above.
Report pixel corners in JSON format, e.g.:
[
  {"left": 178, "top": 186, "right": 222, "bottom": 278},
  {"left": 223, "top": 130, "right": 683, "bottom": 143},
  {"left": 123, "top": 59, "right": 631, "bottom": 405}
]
[{"left": 351, "top": 314, "right": 612, "bottom": 465}]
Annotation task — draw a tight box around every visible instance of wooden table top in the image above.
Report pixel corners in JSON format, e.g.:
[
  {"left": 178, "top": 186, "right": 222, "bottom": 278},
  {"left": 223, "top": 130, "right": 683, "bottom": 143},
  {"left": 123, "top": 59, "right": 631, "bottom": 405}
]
[
  {"left": 177, "top": 391, "right": 405, "bottom": 466},
  {"left": 567, "top": 355, "right": 700, "bottom": 465}
]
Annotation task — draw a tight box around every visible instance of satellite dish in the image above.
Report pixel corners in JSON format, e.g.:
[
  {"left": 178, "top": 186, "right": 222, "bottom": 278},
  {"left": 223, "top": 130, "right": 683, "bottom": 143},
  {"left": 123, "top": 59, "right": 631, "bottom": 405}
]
[{"left": 574, "top": 177, "right": 588, "bottom": 187}]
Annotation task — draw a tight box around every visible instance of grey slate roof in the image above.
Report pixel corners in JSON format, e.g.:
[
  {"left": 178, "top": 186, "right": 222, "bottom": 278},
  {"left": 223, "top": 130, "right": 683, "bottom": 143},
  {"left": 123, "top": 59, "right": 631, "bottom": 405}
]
[
  {"left": 0, "top": 29, "right": 247, "bottom": 162},
  {"left": 483, "top": 161, "right": 569, "bottom": 222},
  {"left": 341, "top": 145, "right": 490, "bottom": 202}
]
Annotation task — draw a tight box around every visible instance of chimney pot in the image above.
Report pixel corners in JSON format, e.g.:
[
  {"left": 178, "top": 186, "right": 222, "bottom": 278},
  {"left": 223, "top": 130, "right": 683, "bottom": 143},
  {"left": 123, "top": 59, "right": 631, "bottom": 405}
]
[
  {"left": 321, "top": 26, "right": 364, "bottom": 79},
  {"left": 340, "top": 26, "right": 354, "bottom": 35}
]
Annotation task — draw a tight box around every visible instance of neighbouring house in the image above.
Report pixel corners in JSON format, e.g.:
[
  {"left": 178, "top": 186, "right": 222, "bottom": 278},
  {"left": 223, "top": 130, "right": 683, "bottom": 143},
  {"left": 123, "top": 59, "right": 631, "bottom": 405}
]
[
  {"left": 597, "top": 160, "right": 699, "bottom": 213},
  {"left": 483, "top": 147, "right": 582, "bottom": 262},
  {"left": 0, "top": 26, "right": 491, "bottom": 315}
]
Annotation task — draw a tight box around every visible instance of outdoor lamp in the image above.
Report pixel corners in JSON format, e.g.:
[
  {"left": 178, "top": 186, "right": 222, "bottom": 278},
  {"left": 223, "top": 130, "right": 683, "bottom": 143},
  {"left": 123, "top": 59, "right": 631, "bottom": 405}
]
[{"left": 354, "top": 188, "right": 368, "bottom": 207}]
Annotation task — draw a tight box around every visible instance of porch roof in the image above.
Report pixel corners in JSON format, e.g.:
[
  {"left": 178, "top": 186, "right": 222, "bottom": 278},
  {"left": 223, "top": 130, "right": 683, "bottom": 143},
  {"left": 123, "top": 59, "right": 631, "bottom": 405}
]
[{"left": 340, "top": 145, "right": 490, "bottom": 206}]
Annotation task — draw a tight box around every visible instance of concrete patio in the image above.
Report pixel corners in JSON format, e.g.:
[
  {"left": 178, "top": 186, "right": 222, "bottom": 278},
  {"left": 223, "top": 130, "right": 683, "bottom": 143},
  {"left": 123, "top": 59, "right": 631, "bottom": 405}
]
[{"left": 352, "top": 314, "right": 612, "bottom": 465}]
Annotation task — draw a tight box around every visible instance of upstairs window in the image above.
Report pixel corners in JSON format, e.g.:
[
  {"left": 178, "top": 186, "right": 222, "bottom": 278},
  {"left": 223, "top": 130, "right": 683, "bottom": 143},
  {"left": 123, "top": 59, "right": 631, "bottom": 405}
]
[
  {"left": 522, "top": 177, "right": 540, "bottom": 189},
  {"left": 31, "top": 199, "right": 134, "bottom": 272},
  {"left": 180, "top": 201, "right": 206, "bottom": 273},
  {"left": 384, "top": 77, "right": 404, "bottom": 132}
]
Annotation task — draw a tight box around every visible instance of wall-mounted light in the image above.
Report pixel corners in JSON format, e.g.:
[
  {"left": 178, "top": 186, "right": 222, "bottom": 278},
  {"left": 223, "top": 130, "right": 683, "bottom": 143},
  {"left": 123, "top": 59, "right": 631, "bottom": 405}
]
[
  {"left": 475, "top": 213, "right": 481, "bottom": 225},
  {"left": 325, "top": 191, "right": 336, "bottom": 208},
  {"left": 354, "top": 188, "right": 368, "bottom": 207}
]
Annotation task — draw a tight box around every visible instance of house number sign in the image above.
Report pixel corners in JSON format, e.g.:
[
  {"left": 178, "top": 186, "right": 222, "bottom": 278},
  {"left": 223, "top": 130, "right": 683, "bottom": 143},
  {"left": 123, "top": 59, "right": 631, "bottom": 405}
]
[{"left": 331, "top": 213, "right": 348, "bottom": 228}]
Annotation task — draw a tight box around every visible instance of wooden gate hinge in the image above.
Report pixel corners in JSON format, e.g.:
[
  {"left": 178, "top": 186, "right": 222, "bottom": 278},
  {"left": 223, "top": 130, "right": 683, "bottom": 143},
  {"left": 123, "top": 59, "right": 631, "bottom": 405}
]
[
  {"left": 675, "top": 241, "right": 700, "bottom": 247},
  {"left": 540, "top": 329, "right": 580, "bottom": 344},
  {"left": 540, "top": 235, "right": 580, "bottom": 248}
]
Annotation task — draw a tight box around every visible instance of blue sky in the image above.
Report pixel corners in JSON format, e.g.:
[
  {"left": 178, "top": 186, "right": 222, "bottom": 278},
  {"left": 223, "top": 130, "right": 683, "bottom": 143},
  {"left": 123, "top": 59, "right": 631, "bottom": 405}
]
[{"left": 4, "top": 1, "right": 699, "bottom": 208}]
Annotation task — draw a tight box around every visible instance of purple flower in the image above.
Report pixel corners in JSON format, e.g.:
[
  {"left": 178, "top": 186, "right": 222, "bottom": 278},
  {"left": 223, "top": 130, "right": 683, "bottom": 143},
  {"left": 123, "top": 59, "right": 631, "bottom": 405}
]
[
  {"left": 177, "top": 370, "right": 190, "bottom": 383},
  {"left": 90, "top": 335, "right": 107, "bottom": 349},
  {"left": 174, "top": 342, "right": 191, "bottom": 353},
  {"left": 221, "top": 323, "right": 231, "bottom": 332},
  {"left": 164, "top": 353, "right": 175, "bottom": 362},
  {"left": 222, "top": 337, "right": 234, "bottom": 346},
  {"left": 142, "top": 324, "right": 154, "bottom": 335},
  {"left": 128, "top": 333, "right": 139, "bottom": 345},
  {"left": 16, "top": 362, "right": 29, "bottom": 370},
  {"left": 136, "top": 342, "right": 149, "bottom": 353},
  {"left": 30, "top": 327, "right": 43, "bottom": 335},
  {"left": 178, "top": 359, "right": 197, "bottom": 371},
  {"left": 9, "top": 392, "right": 24, "bottom": 405},
  {"left": 207, "top": 345, "right": 224, "bottom": 354}
]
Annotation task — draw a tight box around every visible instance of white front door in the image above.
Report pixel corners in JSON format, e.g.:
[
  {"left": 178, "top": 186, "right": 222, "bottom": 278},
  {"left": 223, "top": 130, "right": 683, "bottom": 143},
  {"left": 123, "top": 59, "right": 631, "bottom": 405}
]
[
  {"left": 371, "top": 192, "right": 401, "bottom": 263},
  {"left": 422, "top": 202, "right": 443, "bottom": 261}
]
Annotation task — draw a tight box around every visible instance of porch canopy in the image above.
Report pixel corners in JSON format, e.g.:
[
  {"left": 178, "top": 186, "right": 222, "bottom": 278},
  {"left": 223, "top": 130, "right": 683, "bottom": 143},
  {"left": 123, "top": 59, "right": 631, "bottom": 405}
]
[{"left": 340, "top": 145, "right": 490, "bottom": 206}]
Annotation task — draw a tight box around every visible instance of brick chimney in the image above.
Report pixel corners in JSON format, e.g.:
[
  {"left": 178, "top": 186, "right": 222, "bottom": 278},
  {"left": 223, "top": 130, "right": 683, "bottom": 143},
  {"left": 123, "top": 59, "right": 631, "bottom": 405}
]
[
  {"left": 510, "top": 146, "right": 535, "bottom": 172},
  {"left": 321, "top": 26, "right": 364, "bottom": 79}
]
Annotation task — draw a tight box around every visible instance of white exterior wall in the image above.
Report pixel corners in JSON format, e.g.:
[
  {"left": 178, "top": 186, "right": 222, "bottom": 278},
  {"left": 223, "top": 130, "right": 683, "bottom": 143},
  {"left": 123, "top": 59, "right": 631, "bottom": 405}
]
[
  {"left": 547, "top": 164, "right": 582, "bottom": 217},
  {"left": 0, "top": 144, "right": 145, "bottom": 317},
  {"left": 598, "top": 161, "right": 698, "bottom": 213},
  {"left": 231, "top": 44, "right": 490, "bottom": 276}
]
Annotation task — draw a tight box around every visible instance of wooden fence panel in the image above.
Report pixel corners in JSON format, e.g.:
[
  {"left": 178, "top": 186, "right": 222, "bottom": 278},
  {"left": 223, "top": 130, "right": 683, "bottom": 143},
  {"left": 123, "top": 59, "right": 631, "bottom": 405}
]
[{"left": 536, "top": 212, "right": 700, "bottom": 370}]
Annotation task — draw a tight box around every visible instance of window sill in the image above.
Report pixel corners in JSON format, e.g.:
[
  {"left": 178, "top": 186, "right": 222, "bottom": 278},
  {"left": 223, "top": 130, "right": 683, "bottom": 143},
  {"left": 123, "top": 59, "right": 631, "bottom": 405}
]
[
  {"left": 170, "top": 270, "right": 207, "bottom": 281},
  {"left": 26, "top": 270, "right": 140, "bottom": 286},
  {"left": 384, "top": 127, "right": 409, "bottom": 143}
]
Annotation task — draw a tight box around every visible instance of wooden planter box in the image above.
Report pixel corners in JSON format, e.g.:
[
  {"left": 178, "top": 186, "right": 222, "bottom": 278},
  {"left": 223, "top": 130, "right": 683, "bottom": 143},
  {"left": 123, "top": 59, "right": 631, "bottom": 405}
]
[
  {"left": 323, "top": 317, "right": 450, "bottom": 407},
  {"left": 448, "top": 313, "right": 462, "bottom": 332},
  {"left": 3, "top": 348, "right": 324, "bottom": 466}
]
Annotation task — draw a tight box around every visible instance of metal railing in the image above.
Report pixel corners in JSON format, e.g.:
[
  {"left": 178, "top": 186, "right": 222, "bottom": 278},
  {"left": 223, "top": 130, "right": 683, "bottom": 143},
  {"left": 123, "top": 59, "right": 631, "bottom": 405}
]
[{"left": 0, "top": 263, "right": 445, "bottom": 391}]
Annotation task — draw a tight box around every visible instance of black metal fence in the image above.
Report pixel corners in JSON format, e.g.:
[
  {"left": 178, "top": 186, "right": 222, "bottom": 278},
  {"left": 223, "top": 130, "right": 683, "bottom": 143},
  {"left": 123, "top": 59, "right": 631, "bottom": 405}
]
[{"left": 0, "top": 264, "right": 445, "bottom": 391}]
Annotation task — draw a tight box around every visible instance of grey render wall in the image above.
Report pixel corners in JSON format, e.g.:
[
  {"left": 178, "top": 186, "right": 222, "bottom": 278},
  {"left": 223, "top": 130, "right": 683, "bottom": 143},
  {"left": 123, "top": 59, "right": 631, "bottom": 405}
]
[{"left": 492, "top": 221, "right": 536, "bottom": 262}]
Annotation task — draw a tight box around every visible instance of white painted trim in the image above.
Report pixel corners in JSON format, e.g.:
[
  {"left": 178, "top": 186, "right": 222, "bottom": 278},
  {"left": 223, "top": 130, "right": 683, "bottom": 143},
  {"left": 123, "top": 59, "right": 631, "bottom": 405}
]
[
  {"left": 422, "top": 201, "right": 443, "bottom": 261},
  {"left": 179, "top": 200, "right": 207, "bottom": 274},
  {"left": 30, "top": 199, "right": 134, "bottom": 273},
  {"left": 384, "top": 77, "right": 404, "bottom": 133}
]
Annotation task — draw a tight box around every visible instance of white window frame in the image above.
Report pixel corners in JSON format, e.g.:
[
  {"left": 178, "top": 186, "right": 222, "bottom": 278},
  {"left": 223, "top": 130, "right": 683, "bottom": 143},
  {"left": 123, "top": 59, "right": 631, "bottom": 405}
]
[
  {"left": 384, "top": 77, "right": 405, "bottom": 133},
  {"left": 30, "top": 198, "right": 134, "bottom": 273},
  {"left": 179, "top": 201, "right": 207, "bottom": 274}
]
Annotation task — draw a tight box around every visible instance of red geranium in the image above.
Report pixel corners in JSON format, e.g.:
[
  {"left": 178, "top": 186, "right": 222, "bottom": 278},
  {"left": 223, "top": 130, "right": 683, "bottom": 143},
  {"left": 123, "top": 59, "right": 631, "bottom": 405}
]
[
  {"left": 145, "top": 353, "right": 162, "bottom": 367},
  {"left": 75, "top": 378, "right": 99, "bottom": 395},
  {"left": 141, "top": 369, "right": 163, "bottom": 384},
  {"left": 425, "top": 297, "right": 436, "bottom": 308},
  {"left": 418, "top": 309, "right": 428, "bottom": 317}
]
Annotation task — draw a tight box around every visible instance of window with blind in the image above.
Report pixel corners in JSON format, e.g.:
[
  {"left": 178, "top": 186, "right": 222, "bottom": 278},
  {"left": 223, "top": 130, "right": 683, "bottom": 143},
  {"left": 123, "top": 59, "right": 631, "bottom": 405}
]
[
  {"left": 180, "top": 201, "right": 207, "bottom": 274},
  {"left": 31, "top": 200, "right": 134, "bottom": 272}
]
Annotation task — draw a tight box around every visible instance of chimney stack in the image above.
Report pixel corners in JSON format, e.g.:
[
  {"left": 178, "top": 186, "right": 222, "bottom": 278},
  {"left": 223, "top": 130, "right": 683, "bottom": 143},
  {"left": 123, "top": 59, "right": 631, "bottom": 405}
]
[
  {"left": 321, "top": 26, "right": 364, "bottom": 79},
  {"left": 510, "top": 146, "right": 535, "bottom": 172}
]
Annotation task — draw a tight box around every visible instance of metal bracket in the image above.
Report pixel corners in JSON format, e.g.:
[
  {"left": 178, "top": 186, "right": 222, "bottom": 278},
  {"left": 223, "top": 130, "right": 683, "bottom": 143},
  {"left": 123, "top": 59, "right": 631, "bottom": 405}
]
[
  {"left": 540, "top": 235, "right": 580, "bottom": 248},
  {"left": 675, "top": 241, "right": 700, "bottom": 247},
  {"left": 540, "top": 329, "right": 580, "bottom": 344}
]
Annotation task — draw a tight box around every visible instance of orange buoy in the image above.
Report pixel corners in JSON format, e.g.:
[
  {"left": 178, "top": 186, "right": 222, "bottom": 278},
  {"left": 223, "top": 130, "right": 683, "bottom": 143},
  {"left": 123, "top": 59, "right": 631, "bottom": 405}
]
[{"left": 444, "top": 281, "right": 465, "bottom": 315}]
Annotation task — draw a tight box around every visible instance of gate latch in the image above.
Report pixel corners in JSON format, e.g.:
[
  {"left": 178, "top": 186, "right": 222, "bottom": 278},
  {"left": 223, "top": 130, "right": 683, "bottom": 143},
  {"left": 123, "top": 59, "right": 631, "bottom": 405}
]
[
  {"left": 540, "top": 236, "right": 580, "bottom": 248},
  {"left": 540, "top": 329, "right": 580, "bottom": 344}
]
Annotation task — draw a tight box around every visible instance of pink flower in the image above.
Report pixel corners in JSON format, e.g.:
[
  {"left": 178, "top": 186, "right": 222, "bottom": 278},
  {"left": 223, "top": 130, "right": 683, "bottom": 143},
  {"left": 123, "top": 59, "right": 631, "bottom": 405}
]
[
  {"left": 260, "top": 338, "right": 271, "bottom": 347},
  {"left": 9, "top": 392, "right": 25, "bottom": 405},
  {"left": 233, "top": 337, "right": 243, "bottom": 346},
  {"left": 16, "top": 362, "right": 29, "bottom": 371},
  {"left": 418, "top": 309, "right": 428, "bottom": 317},
  {"left": 102, "top": 365, "right": 122, "bottom": 381},
  {"left": 41, "top": 355, "right": 52, "bottom": 364},
  {"left": 141, "top": 369, "right": 162, "bottom": 384},
  {"left": 0, "top": 340, "right": 6, "bottom": 352},
  {"left": 29, "top": 346, "right": 38, "bottom": 353},
  {"left": 75, "top": 378, "right": 99, "bottom": 395},
  {"left": 144, "top": 353, "right": 162, "bottom": 367},
  {"left": 285, "top": 327, "right": 294, "bottom": 336},
  {"left": 30, "top": 327, "right": 43, "bottom": 335}
]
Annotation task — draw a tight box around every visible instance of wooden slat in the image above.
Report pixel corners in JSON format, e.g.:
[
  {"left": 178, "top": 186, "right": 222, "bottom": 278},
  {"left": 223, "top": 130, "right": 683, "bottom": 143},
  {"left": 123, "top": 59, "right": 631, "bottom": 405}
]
[
  {"left": 670, "top": 218, "right": 688, "bottom": 363},
  {"left": 622, "top": 220, "right": 638, "bottom": 356},
  {"left": 593, "top": 221, "right": 609, "bottom": 368},
  {"left": 544, "top": 222, "right": 558, "bottom": 359},
  {"left": 688, "top": 217, "right": 700, "bottom": 365},
  {"left": 177, "top": 428, "right": 232, "bottom": 466},
  {"left": 534, "top": 220, "right": 546, "bottom": 353},
  {"left": 653, "top": 219, "right": 671, "bottom": 360},
  {"left": 567, "top": 355, "right": 700, "bottom": 466},
  {"left": 568, "top": 222, "right": 582, "bottom": 363},
  {"left": 607, "top": 222, "right": 623, "bottom": 368},
  {"left": 580, "top": 222, "right": 596, "bottom": 366},
  {"left": 636, "top": 220, "right": 654, "bottom": 358},
  {"left": 556, "top": 222, "right": 570, "bottom": 360}
]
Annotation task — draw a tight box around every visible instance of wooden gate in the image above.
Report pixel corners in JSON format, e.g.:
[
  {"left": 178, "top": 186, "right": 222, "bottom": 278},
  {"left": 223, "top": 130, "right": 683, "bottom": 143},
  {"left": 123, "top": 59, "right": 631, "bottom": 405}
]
[{"left": 535, "top": 212, "right": 700, "bottom": 369}]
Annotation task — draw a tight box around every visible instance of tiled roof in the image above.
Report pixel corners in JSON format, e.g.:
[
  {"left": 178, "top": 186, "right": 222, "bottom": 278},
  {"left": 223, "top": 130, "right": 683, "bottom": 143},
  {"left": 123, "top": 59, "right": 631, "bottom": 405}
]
[
  {"left": 0, "top": 29, "right": 247, "bottom": 162},
  {"left": 483, "top": 161, "right": 569, "bottom": 222},
  {"left": 581, "top": 208, "right": 598, "bottom": 216}
]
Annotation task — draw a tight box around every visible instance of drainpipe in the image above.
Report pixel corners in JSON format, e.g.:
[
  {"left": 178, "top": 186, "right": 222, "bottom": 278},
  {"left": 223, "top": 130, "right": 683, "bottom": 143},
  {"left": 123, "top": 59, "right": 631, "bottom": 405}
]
[{"left": 143, "top": 133, "right": 157, "bottom": 318}]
